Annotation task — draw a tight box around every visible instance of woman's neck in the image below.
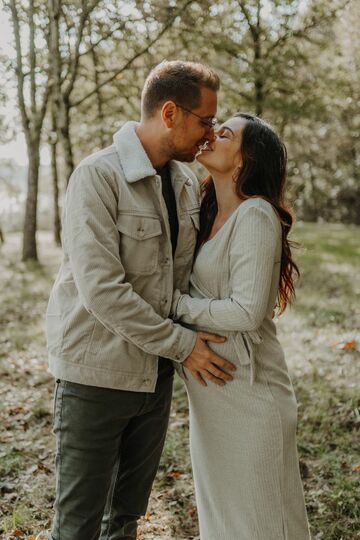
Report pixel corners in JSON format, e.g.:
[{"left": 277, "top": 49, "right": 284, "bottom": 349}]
[{"left": 212, "top": 173, "right": 243, "bottom": 220}]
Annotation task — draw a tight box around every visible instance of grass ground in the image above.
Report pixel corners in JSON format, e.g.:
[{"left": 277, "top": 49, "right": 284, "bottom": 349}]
[{"left": 0, "top": 223, "right": 359, "bottom": 540}]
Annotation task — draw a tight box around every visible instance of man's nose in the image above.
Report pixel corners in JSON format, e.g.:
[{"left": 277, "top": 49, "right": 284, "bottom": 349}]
[{"left": 205, "top": 129, "right": 216, "bottom": 142}]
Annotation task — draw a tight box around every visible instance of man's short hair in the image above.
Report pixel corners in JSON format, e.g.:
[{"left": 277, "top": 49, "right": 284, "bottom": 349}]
[{"left": 141, "top": 60, "right": 220, "bottom": 118}]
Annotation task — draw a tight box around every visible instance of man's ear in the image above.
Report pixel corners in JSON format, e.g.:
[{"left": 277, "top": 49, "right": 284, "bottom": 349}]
[{"left": 161, "top": 101, "right": 178, "bottom": 128}]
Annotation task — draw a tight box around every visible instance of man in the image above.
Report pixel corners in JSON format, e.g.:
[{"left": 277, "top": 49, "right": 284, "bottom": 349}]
[{"left": 44, "top": 60, "right": 236, "bottom": 540}]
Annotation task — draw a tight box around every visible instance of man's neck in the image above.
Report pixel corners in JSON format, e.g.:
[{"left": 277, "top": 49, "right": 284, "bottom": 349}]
[{"left": 136, "top": 122, "right": 169, "bottom": 169}]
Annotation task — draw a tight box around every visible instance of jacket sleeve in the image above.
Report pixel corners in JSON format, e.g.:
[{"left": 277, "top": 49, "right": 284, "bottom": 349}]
[
  {"left": 64, "top": 164, "right": 196, "bottom": 363},
  {"left": 172, "top": 205, "right": 280, "bottom": 332}
]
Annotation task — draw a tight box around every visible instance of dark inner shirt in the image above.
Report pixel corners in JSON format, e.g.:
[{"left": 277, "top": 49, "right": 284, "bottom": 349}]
[
  {"left": 156, "top": 164, "right": 179, "bottom": 376},
  {"left": 157, "top": 164, "right": 179, "bottom": 257}
]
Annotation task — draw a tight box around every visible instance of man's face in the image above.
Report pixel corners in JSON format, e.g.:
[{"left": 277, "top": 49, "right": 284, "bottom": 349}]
[{"left": 168, "top": 87, "right": 218, "bottom": 162}]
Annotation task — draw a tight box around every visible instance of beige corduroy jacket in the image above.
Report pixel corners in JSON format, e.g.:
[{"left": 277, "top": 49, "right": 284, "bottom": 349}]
[{"left": 46, "top": 121, "right": 199, "bottom": 392}]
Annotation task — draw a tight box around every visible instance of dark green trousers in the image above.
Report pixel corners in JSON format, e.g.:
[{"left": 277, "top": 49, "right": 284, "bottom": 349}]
[{"left": 51, "top": 361, "right": 174, "bottom": 540}]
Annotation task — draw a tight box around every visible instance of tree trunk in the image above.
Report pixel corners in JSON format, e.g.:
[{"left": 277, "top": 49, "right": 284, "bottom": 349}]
[
  {"left": 51, "top": 145, "right": 62, "bottom": 246},
  {"left": 22, "top": 137, "right": 40, "bottom": 261},
  {"left": 48, "top": 0, "right": 73, "bottom": 186},
  {"left": 59, "top": 99, "right": 75, "bottom": 185},
  {"left": 50, "top": 107, "right": 62, "bottom": 246},
  {"left": 254, "top": 76, "right": 264, "bottom": 117},
  {"left": 91, "top": 45, "right": 106, "bottom": 147},
  {"left": 253, "top": 0, "right": 264, "bottom": 116}
]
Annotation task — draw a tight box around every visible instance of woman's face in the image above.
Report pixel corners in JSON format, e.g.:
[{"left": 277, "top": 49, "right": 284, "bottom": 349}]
[{"left": 196, "top": 116, "right": 247, "bottom": 175}]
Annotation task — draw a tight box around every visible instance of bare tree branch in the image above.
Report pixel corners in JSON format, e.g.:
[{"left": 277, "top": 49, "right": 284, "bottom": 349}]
[
  {"left": 29, "top": 0, "right": 37, "bottom": 115},
  {"left": 217, "top": 44, "right": 251, "bottom": 66},
  {"left": 78, "top": 18, "right": 143, "bottom": 59},
  {"left": 237, "top": 0, "right": 257, "bottom": 42},
  {"left": 64, "top": 0, "right": 102, "bottom": 99},
  {"left": 71, "top": 0, "right": 195, "bottom": 109},
  {"left": 219, "top": 80, "right": 253, "bottom": 102},
  {"left": 263, "top": 0, "right": 352, "bottom": 58},
  {"left": 8, "top": 0, "right": 29, "bottom": 133},
  {"left": 36, "top": 80, "right": 51, "bottom": 129}
]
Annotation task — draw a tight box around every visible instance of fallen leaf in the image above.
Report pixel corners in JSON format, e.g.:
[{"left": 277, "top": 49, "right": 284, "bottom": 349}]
[
  {"left": 167, "top": 470, "right": 184, "bottom": 478},
  {"left": 144, "top": 511, "right": 151, "bottom": 521},
  {"left": 352, "top": 464, "right": 360, "bottom": 472},
  {"left": 342, "top": 340, "right": 356, "bottom": 350},
  {"left": 189, "top": 506, "right": 197, "bottom": 516},
  {"left": 9, "top": 406, "right": 25, "bottom": 415}
]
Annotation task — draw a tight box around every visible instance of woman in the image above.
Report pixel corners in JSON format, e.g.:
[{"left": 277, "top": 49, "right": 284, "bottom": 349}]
[{"left": 171, "top": 113, "right": 310, "bottom": 539}]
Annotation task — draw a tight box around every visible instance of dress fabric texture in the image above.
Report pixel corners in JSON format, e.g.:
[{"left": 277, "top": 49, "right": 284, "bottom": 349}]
[{"left": 174, "top": 198, "right": 310, "bottom": 540}]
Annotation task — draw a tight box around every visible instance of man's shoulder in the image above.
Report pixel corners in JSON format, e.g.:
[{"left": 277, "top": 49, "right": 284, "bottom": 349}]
[{"left": 77, "top": 144, "right": 122, "bottom": 178}]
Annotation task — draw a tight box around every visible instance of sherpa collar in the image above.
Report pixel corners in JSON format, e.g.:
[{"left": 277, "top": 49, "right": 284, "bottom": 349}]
[
  {"left": 113, "top": 121, "right": 156, "bottom": 183},
  {"left": 113, "top": 121, "right": 193, "bottom": 187}
]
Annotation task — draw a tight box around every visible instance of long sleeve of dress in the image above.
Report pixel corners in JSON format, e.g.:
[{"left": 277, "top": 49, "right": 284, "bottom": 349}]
[{"left": 172, "top": 205, "right": 281, "bottom": 333}]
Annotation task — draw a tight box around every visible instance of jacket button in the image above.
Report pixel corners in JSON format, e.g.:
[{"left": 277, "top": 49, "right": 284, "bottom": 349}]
[{"left": 143, "top": 378, "right": 150, "bottom": 384}]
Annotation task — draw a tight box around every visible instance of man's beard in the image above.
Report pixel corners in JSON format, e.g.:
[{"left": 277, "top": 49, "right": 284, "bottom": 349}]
[
  {"left": 171, "top": 150, "right": 195, "bottom": 162},
  {"left": 165, "top": 138, "right": 196, "bottom": 163}
]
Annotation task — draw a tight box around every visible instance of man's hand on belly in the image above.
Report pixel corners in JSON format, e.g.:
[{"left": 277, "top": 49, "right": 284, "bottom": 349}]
[{"left": 183, "top": 333, "right": 237, "bottom": 387}]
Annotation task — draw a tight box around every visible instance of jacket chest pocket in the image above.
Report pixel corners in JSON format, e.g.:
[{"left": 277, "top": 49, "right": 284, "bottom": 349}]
[
  {"left": 178, "top": 210, "right": 200, "bottom": 256},
  {"left": 117, "top": 215, "right": 162, "bottom": 275}
]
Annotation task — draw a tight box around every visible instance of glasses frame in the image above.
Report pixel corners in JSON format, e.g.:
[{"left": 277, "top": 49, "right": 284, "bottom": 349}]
[{"left": 175, "top": 104, "right": 217, "bottom": 130}]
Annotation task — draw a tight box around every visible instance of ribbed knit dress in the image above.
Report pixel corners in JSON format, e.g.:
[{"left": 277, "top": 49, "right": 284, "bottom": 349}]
[{"left": 173, "top": 198, "right": 310, "bottom": 540}]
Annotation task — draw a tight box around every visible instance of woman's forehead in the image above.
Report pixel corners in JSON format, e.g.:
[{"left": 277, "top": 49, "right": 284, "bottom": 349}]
[{"left": 221, "top": 116, "right": 247, "bottom": 133}]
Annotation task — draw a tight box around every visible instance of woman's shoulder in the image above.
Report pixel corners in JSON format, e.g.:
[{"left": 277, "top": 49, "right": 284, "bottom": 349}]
[{"left": 236, "top": 197, "right": 281, "bottom": 234}]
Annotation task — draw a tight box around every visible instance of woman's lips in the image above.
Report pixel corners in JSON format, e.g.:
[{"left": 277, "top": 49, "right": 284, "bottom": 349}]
[{"left": 195, "top": 141, "right": 213, "bottom": 157}]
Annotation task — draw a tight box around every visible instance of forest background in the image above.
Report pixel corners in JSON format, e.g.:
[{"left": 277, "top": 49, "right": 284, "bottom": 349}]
[{"left": 0, "top": 1, "right": 359, "bottom": 539}]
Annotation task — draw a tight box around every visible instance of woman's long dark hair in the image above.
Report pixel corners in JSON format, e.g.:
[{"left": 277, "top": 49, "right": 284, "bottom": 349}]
[{"left": 198, "top": 112, "right": 299, "bottom": 314}]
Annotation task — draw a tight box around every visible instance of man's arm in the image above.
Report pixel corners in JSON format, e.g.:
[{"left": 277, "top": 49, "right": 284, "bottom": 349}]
[{"left": 65, "top": 164, "right": 195, "bottom": 363}]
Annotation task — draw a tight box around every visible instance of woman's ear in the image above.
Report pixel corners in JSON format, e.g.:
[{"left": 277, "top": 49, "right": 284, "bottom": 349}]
[
  {"left": 232, "top": 164, "right": 242, "bottom": 183},
  {"left": 234, "top": 154, "right": 243, "bottom": 171},
  {"left": 161, "top": 101, "right": 177, "bottom": 128}
]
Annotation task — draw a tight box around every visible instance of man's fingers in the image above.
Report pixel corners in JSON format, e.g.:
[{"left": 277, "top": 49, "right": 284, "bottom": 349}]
[
  {"left": 208, "top": 365, "right": 234, "bottom": 381},
  {"left": 203, "top": 370, "right": 226, "bottom": 386},
  {"left": 192, "top": 370, "right": 207, "bottom": 387},
  {"left": 209, "top": 353, "right": 237, "bottom": 372},
  {"left": 199, "top": 331, "right": 226, "bottom": 343}
]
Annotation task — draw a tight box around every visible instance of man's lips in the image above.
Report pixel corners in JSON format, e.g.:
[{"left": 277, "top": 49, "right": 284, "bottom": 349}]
[{"left": 195, "top": 141, "right": 213, "bottom": 156}]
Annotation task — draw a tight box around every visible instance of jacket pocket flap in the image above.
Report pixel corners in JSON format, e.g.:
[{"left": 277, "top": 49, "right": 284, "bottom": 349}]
[
  {"left": 117, "top": 215, "right": 162, "bottom": 240},
  {"left": 190, "top": 213, "right": 200, "bottom": 231}
]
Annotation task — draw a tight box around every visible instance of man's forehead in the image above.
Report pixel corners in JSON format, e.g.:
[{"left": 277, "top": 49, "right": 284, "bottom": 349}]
[{"left": 196, "top": 87, "right": 217, "bottom": 116}]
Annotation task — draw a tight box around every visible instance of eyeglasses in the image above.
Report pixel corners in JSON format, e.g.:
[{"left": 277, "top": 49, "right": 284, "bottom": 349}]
[{"left": 175, "top": 104, "right": 217, "bottom": 130}]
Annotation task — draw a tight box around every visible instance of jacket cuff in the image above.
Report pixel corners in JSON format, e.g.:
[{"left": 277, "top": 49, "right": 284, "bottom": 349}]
[
  {"left": 171, "top": 289, "right": 183, "bottom": 319},
  {"left": 172, "top": 326, "right": 197, "bottom": 363}
]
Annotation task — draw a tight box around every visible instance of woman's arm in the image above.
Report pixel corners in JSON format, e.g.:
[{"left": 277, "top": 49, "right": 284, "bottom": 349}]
[{"left": 172, "top": 204, "right": 280, "bottom": 332}]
